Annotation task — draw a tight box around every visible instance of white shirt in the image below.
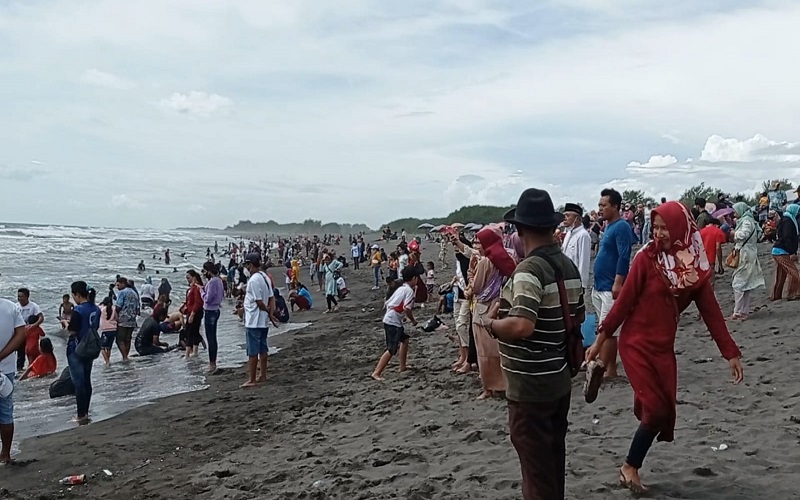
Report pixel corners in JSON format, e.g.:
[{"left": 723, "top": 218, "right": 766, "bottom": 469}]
[
  {"left": 561, "top": 225, "right": 591, "bottom": 289},
  {"left": 244, "top": 272, "right": 274, "bottom": 329},
  {"left": 382, "top": 283, "right": 415, "bottom": 327},
  {"left": 398, "top": 254, "right": 409, "bottom": 275},
  {"left": 16, "top": 300, "right": 41, "bottom": 324},
  {"left": 351, "top": 245, "right": 360, "bottom": 258},
  {"left": 0, "top": 298, "right": 25, "bottom": 374},
  {"left": 140, "top": 283, "right": 156, "bottom": 300},
  {"left": 336, "top": 276, "right": 347, "bottom": 290}
]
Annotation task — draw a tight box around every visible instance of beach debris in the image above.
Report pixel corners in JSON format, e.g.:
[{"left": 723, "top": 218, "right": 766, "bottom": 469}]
[
  {"left": 591, "top": 418, "right": 600, "bottom": 425},
  {"left": 59, "top": 475, "right": 86, "bottom": 486},
  {"left": 312, "top": 480, "right": 328, "bottom": 489},
  {"left": 132, "top": 459, "right": 151, "bottom": 471},
  {"left": 711, "top": 443, "right": 729, "bottom": 452},
  {"left": 102, "top": 469, "right": 113, "bottom": 477},
  {"left": 693, "top": 467, "right": 717, "bottom": 477}
]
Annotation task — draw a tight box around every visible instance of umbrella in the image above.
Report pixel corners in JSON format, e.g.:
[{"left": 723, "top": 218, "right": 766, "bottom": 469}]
[
  {"left": 430, "top": 225, "right": 446, "bottom": 232},
  {"left": 450, "top": 222, "right": 465, "bottom": 228},
  {"left": 417, "top": 223, "right": 434, "bottom": 230},
  {"left": 712, "top": 208, "right": 734, "bottom": 219}
]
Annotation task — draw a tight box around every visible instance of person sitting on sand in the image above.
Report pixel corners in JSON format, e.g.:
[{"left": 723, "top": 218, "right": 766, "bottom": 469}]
[
  {"left": 24, "top": 315, "right": 45, "bottom": 366},
  {"left": 586, "top": 201, "right": 744, "bottom": 494},
  {"left": 57, "top": 294, "right": 73, "bottom": 330},
  {"left": 19, "top": 338, "right": 56, "bottom": 380},
  {"left": 289, "top": 283, "right": 312, "bottom": 311},
  {"left": 135, "top": 307, "right": 172, "bottom": 356},
  {"left": 336, "top": 275, "right": 349, "bottom": 300},
  {"left": 371, "top": 267, "right": 418, "bottom": 381},
  {"left": 273, "top": 289, "right": 290, "bottom": 323}
]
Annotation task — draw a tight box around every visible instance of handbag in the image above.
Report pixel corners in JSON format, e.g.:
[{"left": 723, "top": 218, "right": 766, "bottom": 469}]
[
  {"left": 75, "top": 326, "right": 101, "bottom": 360},
  {"left": 532, "top": 251, "right": 585, "bottom": 378},
  {"left": 725, "top": 227, "right": 755, "bottom": 269}
]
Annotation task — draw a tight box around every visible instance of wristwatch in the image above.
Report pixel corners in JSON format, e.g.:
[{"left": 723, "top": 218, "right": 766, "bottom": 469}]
[{"left": 485, "top": 318, "right": 497, "bottom": 339}]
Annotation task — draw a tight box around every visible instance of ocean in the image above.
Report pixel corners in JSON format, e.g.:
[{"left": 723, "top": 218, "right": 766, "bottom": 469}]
[{"left": 0, "top": 222, "right": 309, "bottom": 451}]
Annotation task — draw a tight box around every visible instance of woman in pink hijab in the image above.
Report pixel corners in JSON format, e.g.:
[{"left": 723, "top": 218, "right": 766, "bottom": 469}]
[{"left": 469, "top": 226, "right": 515, "bottom": 399}]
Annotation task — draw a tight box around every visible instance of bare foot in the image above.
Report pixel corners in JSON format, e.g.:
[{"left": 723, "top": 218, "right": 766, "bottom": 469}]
[
  {"left": 619, "top": 465, "right": 648, "bottom": 494},
  {"left": 240, "top": 381, "right": 258, "bottom": 388},
  {"left": 207, "top": 365, "right": 217, "bottom": 374},
  {"left": 256, "top": 377, "right": 267, "bottom": 384},
  {"left": 371, "top": 373, "right": 385, "bottom": 381},
  {"left": 476, "top": 391, "right": 492, "bottom": 400},
  {"left": 456, "top": 363, "right": 472, "bottom": 374}
]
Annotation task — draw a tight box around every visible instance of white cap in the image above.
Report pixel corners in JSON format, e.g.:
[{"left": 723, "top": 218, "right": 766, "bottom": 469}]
[
  {"left": 371, "top": 244, "right": 379, "bottom": 249},
  {"left": 0, "top": 373, "right": 13, "bottom": 398}
]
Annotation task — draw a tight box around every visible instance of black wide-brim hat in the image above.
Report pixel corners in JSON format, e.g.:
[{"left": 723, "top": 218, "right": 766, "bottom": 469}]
[{"left": 504, "top": 188, "right": 565, "bottom": 229}]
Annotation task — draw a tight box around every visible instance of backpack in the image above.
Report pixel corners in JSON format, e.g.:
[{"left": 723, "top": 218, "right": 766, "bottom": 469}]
[
  {"left": 531, "top": 250, "right": 585, "bottom": 378},
  {"left": 75, "top": 324, "right": 101, "bottom": 360}
]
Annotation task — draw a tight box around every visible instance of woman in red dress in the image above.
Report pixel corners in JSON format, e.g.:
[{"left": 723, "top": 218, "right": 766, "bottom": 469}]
[{"left": 585, "top": 201, "right": 744, "bottom": 493}]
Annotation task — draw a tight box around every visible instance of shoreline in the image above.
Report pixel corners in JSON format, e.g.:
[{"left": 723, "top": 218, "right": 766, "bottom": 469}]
[{"left": 2, "top": 243, "right": 799, "bottom": 499}]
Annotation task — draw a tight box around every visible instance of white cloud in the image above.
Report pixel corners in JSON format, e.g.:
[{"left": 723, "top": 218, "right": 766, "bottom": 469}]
[
  {"left": 700, "top": 134, "right": 800, "bottom": 163},
  {"left": 80, "top": 69, "right": 135, "bottom": 90},
  {"left": 110, "top": 194, "right": 140, "bottom": 209},
  {"left": 1, "top": 1, "right": 800, "bottom": 228},
  {"left": 627, "top": 154, "right": 678, "bottom": 171},
  {"left": 159, "top": 91, "right": 233, "bottom": 118}
]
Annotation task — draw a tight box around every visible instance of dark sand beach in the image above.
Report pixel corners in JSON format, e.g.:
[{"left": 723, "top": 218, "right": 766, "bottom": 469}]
[{"left": 2, "top": 242, "right": 799, "bottom": 499}]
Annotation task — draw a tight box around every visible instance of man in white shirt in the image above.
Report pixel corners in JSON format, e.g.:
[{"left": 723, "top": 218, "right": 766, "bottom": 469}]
[
  {"left": 561, "top": 203, "right": 592, "bottom": 290},
  {"left": 241, "top": 253, "right": 275, "bottom": 388},
  {"left": 16, "top": 288, "right": 43, "bottom": 372},
  {"left": 0, "top": 297, "right": 26, "bottom": 463}
]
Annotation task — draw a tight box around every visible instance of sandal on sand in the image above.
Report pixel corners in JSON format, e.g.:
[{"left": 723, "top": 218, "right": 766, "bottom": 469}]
[
  {"left": 619, "top": 469, "right": 648, "bottom": 495},
  {"left": 584, "top": 360, "right": 605, "bottom": 404}
]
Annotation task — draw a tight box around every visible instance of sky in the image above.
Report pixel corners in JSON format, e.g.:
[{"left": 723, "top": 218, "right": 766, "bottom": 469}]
[{"left": 1, "top": 0, "right": 800, "bottom": 229}]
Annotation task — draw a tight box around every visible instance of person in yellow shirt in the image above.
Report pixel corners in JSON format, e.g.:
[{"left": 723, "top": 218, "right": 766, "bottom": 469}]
[
  {"left": 291, "top": 258, "right": 300, "bottom": 285},
  {"left": 370, "top": 245, "right": 383, "bottom": 290}
]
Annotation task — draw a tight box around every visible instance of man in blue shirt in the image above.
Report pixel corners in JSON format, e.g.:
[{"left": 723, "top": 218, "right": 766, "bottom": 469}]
[{"left": 593, "top": 188, "right": 635, "bottom": 378}]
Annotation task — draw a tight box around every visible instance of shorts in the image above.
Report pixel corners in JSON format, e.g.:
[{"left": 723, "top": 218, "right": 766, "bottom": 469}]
[
  {"left": 384, "top": 323, "right": 409, "bottom": 356},
  {"left": 0, "top": 373, "right": 14, "bottom": 425},
  {"left": 117, "top": 326, "right": 135, "bottom": 344},
  {"left": 141, "top": 297, "right": 155, "bottom": 308},
  {"left": 591, "top": 289, "right": 618, "bottom": 334},
  {"left": 246, "top": 328, "right": 269, "bottom": 357},
  {"left": 100, "top": 331, "right": 117, "bottom": 349}
]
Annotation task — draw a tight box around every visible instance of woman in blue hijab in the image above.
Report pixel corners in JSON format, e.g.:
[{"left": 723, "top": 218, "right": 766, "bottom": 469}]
[{"left": 771, "top": 204, "right": 800, "bottom": 301}]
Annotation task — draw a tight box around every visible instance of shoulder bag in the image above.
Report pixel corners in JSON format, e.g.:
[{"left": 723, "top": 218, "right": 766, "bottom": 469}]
[
  {"left": 531, "top": 250, "right": 585, "bottom": 378},
  {"left": 725, "top": 226, "right": 755, "bottom": 269}
]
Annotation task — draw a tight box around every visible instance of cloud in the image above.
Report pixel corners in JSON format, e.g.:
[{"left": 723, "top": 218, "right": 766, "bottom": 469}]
[
  {"left": 159, "top": 91, "right": 233, "bottom": 118},
  {"left": 1, "top": 1, "right": 800, "bottom": 228},
  {"left": 699, "top": 134, "right": 800, "bottom": 163},
  {"left": 627, "top": 155, "right": 678, "bottom": 172},
  {"left": 110, "top": 194, "right": 140, "bottom": 209},
  {"left": 619, "top": 133, "right": 800, "bottom": 201},
  {"left": 80, "top": 69, "right": 135, "bottom": 90},
  {"left": 0, "top": 164, "right": 49, "bottom": 182}
]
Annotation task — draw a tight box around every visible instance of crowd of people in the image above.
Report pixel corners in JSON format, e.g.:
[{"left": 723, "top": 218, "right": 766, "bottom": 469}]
[{"left": 2, "top": 182, "right": 797, "bottom": 499}]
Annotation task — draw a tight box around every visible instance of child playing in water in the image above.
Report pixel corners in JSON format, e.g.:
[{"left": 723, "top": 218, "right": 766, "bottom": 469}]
[
  {"left": 25, "top": 315, "right": 45, "bottom": 366},
  {"left": 99, "top": 296, "right": 118, "bottom": 367},
  {"left": 20, "top": 338, "right": 57, "bottom": 380},
  {"left": 58, "top": 294, "right": 73, "bottom": 330}
]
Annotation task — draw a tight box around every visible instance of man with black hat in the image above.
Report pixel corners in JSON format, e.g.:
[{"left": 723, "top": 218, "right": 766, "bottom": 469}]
[
  {"left": 561, "top": 203, "right": 591, "bottom": 290},
  {"left": 480, "top": 188, "right": 584, "bottom": 500}
]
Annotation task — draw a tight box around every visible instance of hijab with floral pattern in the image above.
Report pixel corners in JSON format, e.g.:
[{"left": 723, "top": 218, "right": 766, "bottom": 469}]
[{"left": 647, "top": 201, "right": 711, "bottom": 293}]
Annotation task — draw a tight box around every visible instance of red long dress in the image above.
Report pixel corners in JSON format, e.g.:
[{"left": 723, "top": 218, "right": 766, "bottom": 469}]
[{"left": 601, "top": 250, "right": 741, "bottom": 442}]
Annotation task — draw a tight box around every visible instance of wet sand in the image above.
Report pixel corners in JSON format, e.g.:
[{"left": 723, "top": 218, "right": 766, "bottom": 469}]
[{"left": 2, "top": 242, "right": 799, "bottom": 499}]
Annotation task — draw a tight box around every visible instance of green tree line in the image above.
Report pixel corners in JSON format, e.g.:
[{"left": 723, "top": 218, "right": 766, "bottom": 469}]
[{"left": 384, "top": 204, "right": 514, "bottom": 231}]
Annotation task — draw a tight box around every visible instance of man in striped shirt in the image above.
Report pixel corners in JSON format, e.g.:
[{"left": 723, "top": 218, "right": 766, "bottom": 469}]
[{"left": 482, "top": 188, "right": 584, "bottom": 500}]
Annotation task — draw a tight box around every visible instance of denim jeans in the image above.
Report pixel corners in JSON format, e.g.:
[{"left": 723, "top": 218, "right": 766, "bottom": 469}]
[
  {"left": 373, "top": 266, "right": 380, "bottom": 287},
  {"left": 67, "top": 349, "right": 93, "bottom": 419},
  {"left": 204, "top": 309, "right": 221, "bottom": 364}
]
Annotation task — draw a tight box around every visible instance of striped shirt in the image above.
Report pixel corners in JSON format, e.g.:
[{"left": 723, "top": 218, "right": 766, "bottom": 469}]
[{"left": 498, "top": 244, "right": 585, "bottom": 403}]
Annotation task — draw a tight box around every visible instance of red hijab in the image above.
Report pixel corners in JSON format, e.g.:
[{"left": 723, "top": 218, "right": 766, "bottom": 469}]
[
  {"left": 647, "top": 201, "right": 711, "bottom": 293},
  {"left": 476, "top": 226, "right": 517, "bottom": 278}
]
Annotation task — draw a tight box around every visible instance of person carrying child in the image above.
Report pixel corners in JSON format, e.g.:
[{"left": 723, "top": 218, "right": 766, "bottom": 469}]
[
  {"left": 20, "top": 338, "right": 57, "bottom": 380},
  {"left": 24, "top": 315, "right": 45, "bottom": 366}
]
